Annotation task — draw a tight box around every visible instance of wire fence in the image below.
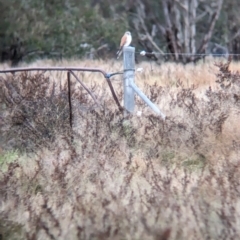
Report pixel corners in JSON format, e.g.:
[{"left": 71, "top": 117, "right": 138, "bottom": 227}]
[
  {"left": 135, "top": 52, "right": 240, "bottom": 57},
  {"left": 133, "top": 50, "right": 240, "bottom": 64},
  {"left": 0, "top": 47, "right": 240, "bottom": 127}
]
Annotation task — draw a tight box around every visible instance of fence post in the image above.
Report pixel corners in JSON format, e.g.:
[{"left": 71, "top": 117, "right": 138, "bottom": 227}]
[{"left": 123, "top": 46, "right": 135, "bottom": 114}]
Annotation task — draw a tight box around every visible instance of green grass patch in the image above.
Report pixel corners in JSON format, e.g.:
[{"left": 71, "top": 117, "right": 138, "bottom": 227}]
[
  {"left": 182, "top": 153, "right": 207, "bottom": 170},
  {"left": 0, "top": 150, "right": 19, "bottom": 172}
]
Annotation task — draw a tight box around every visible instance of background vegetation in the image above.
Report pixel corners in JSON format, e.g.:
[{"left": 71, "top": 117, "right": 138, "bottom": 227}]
[{"left": 1, "top": 0, "right": 240, "bottom": 65}]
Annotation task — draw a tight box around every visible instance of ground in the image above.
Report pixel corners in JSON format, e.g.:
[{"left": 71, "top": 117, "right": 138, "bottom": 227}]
[{"left": 0, "top": 57, "right": 240, "bottom": 240}]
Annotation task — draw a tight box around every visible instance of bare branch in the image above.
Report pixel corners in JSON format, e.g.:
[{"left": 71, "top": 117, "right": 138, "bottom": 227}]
[
  {"left": 197, "top": 0, "right": 223, "bottom": 55},
  {"left": 162, "top": 0, "right": 179, "bottom": 60},
  {"left": 135, "top": 0, "right": 165, "bottom": 54}
]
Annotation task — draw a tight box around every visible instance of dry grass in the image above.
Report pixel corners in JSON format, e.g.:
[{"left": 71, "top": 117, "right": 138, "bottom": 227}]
[{"left": 0, "top": 57, "right": 240, "bottom": 240}]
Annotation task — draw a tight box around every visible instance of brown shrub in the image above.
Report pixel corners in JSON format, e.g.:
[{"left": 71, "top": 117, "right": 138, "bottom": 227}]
[{"left": 0, "top": 59, "right": 240, "bottom": 239}]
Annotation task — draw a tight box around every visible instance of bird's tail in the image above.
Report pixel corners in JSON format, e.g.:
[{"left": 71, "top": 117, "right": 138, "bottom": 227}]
[{"left": 116, "top": 47, "right": 123, "bottom": 59}]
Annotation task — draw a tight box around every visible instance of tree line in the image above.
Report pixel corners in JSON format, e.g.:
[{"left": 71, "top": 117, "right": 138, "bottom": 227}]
[{"left": 0, "top": 0, "right": 239, "bottom": 65}]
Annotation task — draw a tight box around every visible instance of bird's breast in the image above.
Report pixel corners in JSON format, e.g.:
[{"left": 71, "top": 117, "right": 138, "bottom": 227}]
[{"left": 124, "top": 36, "right": 132, "bottom": 46}]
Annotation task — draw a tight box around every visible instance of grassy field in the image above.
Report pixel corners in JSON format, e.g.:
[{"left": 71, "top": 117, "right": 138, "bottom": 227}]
[{"left": 0, "top": 57, "right": 240, "bottom": 240}]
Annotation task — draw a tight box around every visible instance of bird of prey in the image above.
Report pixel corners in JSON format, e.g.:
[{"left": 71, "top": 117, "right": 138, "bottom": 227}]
[{"left": 116, "top": 31, "right": 132, "bottom": 59}]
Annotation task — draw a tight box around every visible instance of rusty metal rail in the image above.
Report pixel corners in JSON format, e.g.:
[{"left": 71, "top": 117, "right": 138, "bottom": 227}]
[
  {"left": 0, "top": 67, "right": 108, "bottom": 76},
  {"left": 0, "top": 67, "right": 124, "bottom": 140},
  {"left": 0, "top": 66, "right": 123, "bottom": 110}
]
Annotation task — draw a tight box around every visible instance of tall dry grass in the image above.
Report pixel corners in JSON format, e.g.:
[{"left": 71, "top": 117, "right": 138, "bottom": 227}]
[{"left": 0, "top": 57, "right": 240, "bottom": 240}]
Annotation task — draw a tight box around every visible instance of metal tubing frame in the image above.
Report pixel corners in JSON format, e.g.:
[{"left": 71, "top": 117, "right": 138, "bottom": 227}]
[
  {"left": 0, "top": 67, "right": 108, "bottom": 76},
  {"left": 0, "top": 66, "right": 123, "bottom": 136}
]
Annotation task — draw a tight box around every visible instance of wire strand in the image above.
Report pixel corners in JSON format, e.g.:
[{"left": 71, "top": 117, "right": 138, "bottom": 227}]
[{"left": 135, "top": 51, "right": 239, "bottom": 56}]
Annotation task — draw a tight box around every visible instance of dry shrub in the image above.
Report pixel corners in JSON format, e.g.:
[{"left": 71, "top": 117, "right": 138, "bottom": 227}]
[
  {"left": 0, "top": 72, "right": 71, "bottom": 151},
  {"left": 0, "top": 59, "right": 240, "bottom": 239}
]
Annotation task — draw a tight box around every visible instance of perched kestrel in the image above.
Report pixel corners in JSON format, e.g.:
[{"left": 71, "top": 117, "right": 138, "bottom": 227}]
[{"left": 116, "top": 31, "right": 132, "bottom": 59}]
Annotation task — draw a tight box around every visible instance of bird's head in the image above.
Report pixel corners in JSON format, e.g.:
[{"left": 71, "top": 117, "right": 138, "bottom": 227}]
[{"left": 125, "top": 31, "right": 131, "bottom": 36}]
